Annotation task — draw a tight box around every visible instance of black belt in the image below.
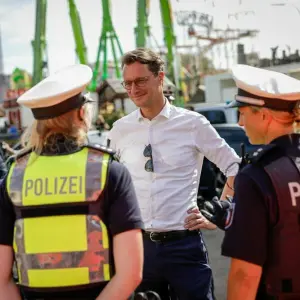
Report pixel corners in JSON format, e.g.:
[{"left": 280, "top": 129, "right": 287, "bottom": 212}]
[{"left": 143, "top": 230, "right": 199, "bottom": 243}]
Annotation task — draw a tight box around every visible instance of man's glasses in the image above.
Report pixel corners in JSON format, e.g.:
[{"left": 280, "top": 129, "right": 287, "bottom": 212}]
[
  {"left": 143, "top": 144, "right": 154, "bottom": 172},
  {"left": 121, "top": 76, "right": 151, "bottom": 90}
]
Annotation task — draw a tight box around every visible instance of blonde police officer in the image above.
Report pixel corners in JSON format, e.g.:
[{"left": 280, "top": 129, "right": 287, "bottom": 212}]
[
  {"left": 201, "top": 65, "right": 300, "bottom": 300},
  {"left": 0, "top": 64, "right": 144, "bottom": 300}
]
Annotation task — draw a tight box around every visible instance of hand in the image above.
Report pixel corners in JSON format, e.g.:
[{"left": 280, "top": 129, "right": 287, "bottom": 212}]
[
  {"left": 200, "top": 196, "right": 234, "bottom": 230},
  {"left": 2, "top": 142, "right": 9, "bottom": 150},
  {"left": 2, "top": 142, "right": 16, "bottom": 155},
  {"left": 185, "top": 206, "right": 217, "bottom": 230}
]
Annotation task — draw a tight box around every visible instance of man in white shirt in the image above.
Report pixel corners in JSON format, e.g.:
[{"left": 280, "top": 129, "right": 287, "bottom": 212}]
[{"left": 108, "top": 48, "right": 240, "bottom": 300}]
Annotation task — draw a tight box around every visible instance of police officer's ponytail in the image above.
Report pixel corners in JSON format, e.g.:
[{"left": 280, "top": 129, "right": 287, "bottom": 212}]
[
  {"left": 20, "top": 100, "right": 94, "bottom": 157},
  {"left": 293, "top": 101, "right": 300, "bottom": 133}
]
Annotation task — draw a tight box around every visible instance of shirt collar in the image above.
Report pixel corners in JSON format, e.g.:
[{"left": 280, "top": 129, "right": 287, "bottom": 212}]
[
  {"left": 137, "top": 98, "right": 172, "bottom": 122},
  {"left": 271, "top": 133, "right": 299, "bottom": 147}
]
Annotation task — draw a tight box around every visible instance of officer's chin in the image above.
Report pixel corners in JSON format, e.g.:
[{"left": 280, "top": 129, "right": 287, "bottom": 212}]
[{"left": 248, "top": 137, "right": 262, "bottom": 145}]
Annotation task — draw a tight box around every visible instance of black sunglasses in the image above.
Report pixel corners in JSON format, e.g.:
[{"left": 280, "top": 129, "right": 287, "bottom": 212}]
[{"left": 143, "top": 144, "right": 154, "bottom": 172}]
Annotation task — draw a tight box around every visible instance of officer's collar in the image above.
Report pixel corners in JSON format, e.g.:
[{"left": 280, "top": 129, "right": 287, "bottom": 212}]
[
  {"left": 270, "top": 133, "right": 300, "bottom": 148},
  {"left": 41, "top": 133, "right": 82, "bottom": 155}
]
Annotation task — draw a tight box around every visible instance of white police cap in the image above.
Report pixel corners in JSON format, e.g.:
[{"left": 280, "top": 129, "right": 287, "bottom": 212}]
[
  {"left": 227, "top": 64, "right": 300, "bottom": 112},
  {"left": 17, "top": 64, "right": 93, "bottom": 120}
]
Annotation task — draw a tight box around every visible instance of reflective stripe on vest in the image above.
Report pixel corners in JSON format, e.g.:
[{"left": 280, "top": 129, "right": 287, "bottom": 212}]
[{"left": 7, "top": 147, "right": 111, "bottom": 288}]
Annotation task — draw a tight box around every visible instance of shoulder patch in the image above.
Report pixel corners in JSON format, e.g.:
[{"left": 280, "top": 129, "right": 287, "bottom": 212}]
[
  {"left": 249, "top": 144, "right": 278, "bottom": 163},
  {"left": 5, "top": 148, "right": 32, "bottom": 169},
  {"left": 15, "top": 148, "right": 32, "bottom": 160},
  {"left": 87, "top": 143, "right": 116, "bottom": 156}
]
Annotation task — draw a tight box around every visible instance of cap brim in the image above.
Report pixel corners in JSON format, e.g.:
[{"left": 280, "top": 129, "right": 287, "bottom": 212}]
[{"left": 226, "top": 100, "right": 250, "bottom": 109}]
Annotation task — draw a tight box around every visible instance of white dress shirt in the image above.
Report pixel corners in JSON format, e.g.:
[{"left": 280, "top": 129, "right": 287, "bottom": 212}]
[{"left": 108, "top": 100, "right": 240, "bottom": 231}]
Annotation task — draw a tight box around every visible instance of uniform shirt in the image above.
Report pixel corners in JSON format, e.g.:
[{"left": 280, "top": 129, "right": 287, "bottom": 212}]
[
  {"left": 108, "top": 100, "right": 240, "bottom": 231},
  {"left": 222, "top": 134, "right": 300, "bottom": 266},
  {"left": 0, "top": 134, "right": 144, "bottom": 300}
]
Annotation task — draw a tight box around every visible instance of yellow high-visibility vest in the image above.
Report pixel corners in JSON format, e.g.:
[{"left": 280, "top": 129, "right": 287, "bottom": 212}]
[{"left": 7, "top": 146, "right": 111, "bottom": 289}]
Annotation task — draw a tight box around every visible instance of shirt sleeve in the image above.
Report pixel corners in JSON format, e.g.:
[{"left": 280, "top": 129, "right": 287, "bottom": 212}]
[
  {"left": 193, "top": 114, "right": 241, "bottom": 177},
  {"left": 221, "top": 172, "right": 268, "bottom": 266},
  {"left": 107, "top": 124, "right": 120, "bottom": 152},
  {"left": 106, "top": 161, "right": 144, "bottom": 236},
  {"left": 0, "top": 177, "right": 16, "bottom": 246}
]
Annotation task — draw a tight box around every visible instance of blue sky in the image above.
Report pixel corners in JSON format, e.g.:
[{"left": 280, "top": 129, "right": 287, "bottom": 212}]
[{"left": 1, "top": 0, "right": 300, "bottom": 75}]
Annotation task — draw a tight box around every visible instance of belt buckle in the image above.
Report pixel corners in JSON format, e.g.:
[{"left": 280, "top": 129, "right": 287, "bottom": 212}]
[{"left": 149, "top": 232, "right": 159, "bottom": 242}]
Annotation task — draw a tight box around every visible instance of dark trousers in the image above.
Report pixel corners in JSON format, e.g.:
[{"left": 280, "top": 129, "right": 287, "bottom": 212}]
[{"left": 136, "top": 232, "right": 214, "bottom": 300}]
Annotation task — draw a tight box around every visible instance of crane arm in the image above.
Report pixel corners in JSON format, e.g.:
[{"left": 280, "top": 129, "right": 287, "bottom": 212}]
[{"left": 68, "top": 0, "right": 88, "bottom": 65}]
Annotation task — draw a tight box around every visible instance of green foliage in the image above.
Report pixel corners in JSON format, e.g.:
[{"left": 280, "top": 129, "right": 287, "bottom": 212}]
[{"left": 102, "top": 110, "right": 125, "bottom": 128}]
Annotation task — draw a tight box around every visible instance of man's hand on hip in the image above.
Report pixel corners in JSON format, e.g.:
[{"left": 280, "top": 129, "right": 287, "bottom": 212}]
[{"left": 185, "top": 206, "right": 217, "bottom": 230}]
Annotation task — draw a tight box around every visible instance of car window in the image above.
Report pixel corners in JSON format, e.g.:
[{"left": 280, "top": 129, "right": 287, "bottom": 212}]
[
  {"left": 197, "top": 110, "right": 226, "bottom": 124},
  {"left": 217, "top": 128, "right": 246, "bottom": 142},
  {"left": 87, "top": 131, "right": 109, "bottom": 146},
  {"left": 216, "top": 127, "right": 248, "bottom": 155}
]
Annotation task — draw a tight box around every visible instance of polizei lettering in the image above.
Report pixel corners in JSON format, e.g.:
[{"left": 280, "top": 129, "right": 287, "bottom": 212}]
[{"left": 24, "top": 176, "right": 83, "bottom": 196}]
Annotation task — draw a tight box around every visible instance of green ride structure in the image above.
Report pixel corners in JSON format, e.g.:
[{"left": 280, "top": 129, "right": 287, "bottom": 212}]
[
  {"left": 31, "top": 0, "right": 184, "bottom": 106},
  {"left": 136, "top": 0, "right": 184, "bottom": 107},
  {"left": 90, "top": 0, "right": 123, "bottom": 91}
]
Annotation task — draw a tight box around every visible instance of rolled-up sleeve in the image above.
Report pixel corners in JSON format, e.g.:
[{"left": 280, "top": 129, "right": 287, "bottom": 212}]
[{"left": 193, "top": 115, "right": 241, "bottom": 176}]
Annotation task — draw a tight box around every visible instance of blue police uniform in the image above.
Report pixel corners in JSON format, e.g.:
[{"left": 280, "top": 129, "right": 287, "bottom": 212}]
[
  {"left": 201, "top": 64, "right": 300, "bottom": 300},
  {"left": 222, "top": 133, "right": 300, "bottom": 299}
]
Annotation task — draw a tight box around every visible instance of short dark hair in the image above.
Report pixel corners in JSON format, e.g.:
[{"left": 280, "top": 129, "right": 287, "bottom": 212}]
[{"left": 121, "top": 48, "right": 164, "bottom": 76}]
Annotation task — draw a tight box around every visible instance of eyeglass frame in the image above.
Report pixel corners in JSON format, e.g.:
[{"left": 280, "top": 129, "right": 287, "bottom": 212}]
[{"left": 121, "top": 76, "right": 152, "bottom": 90}]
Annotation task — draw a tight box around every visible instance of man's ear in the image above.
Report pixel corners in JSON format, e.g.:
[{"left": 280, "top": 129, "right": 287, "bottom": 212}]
[
  {"left": 158, "top": 71, "right": 165, "bottom": 85},
  {"left": 261, "top": 108, "right": 272, "bottom": 122}
]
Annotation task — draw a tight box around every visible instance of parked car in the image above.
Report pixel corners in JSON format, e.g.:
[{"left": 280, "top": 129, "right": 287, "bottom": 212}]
[
  {"left": 87, "top": 130, "right": 109, "bottom": 146},
  {"left": 188, "top": 103, "right": 239, "bottom": 124}
]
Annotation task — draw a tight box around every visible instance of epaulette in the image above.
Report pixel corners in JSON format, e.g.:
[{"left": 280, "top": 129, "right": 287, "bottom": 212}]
[
  {"left": 87, "top": 143, "right": 116, "bottom": 156},
  {"left": 249, "top": 144, "right": 278, "bottom": 163},
  {"left": 15, "top": 148, "right": 32, "bottom": 159},
  {"left": 5, "top": 148, "right": 32, "bottom": 169}
]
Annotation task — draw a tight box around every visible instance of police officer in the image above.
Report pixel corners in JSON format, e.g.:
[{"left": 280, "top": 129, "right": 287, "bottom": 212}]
[
  {"left": 201, "top": 64, "right": 300, "bottom": 300},
  {"left": 0, "top": 64, "right": 144, "bottom": 300},
  {"left": 163, "top": 88, "right": 175, "bottom": 103}
]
